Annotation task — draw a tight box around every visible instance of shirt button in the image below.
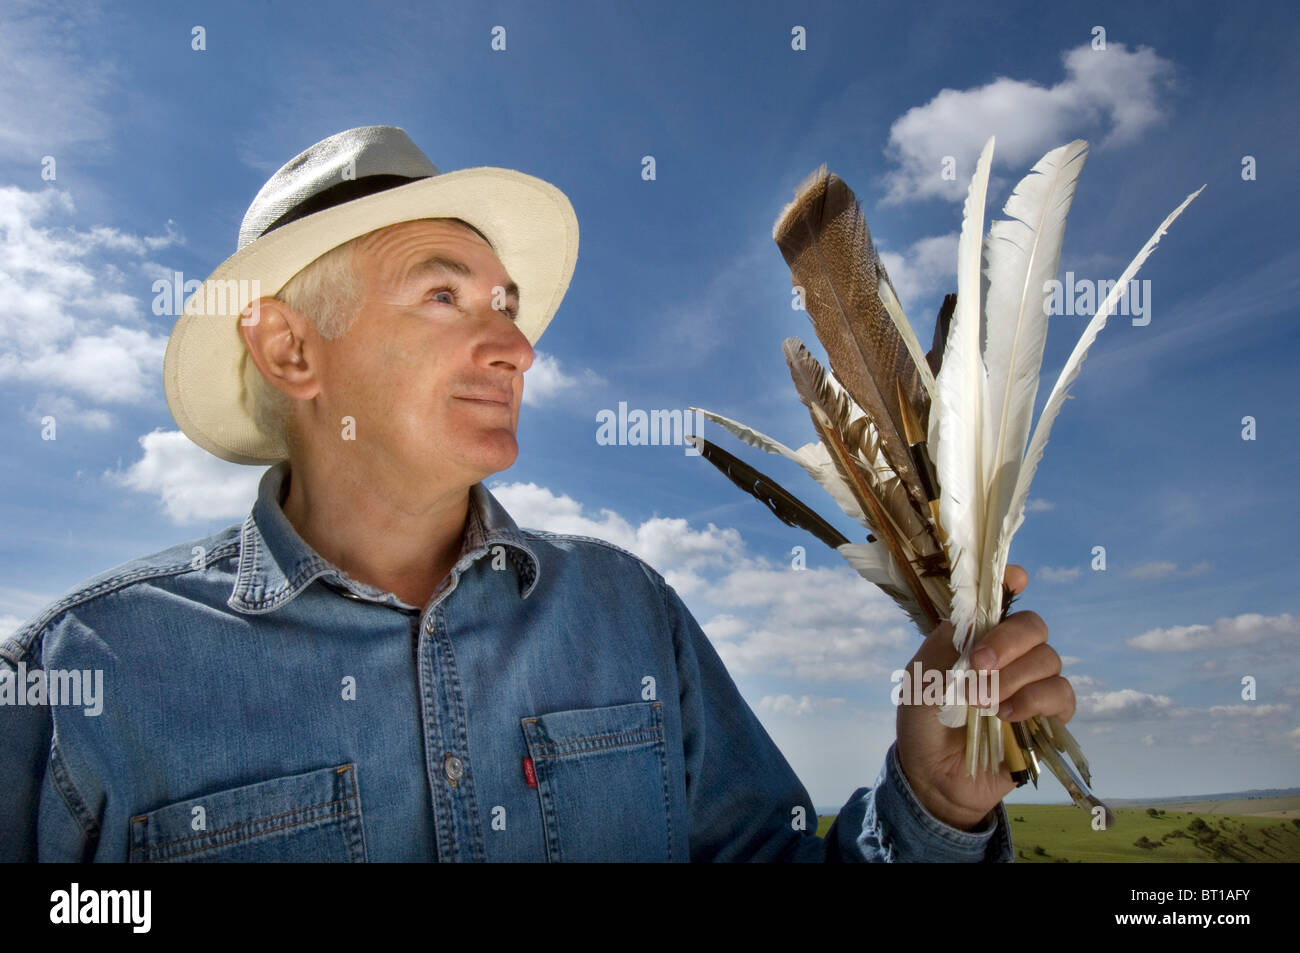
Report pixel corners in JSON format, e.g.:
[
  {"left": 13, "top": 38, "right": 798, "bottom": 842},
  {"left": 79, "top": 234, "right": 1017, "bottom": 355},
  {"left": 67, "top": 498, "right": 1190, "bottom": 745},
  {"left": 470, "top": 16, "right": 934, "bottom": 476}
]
[{"left": 444, "top": 754, "right": 464, "bottom": 785}]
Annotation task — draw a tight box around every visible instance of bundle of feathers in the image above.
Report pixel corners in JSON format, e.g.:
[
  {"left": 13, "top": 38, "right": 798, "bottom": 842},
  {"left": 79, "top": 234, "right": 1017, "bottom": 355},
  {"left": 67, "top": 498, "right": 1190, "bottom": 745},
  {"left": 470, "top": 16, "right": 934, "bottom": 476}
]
[{"left": 689, "top": 136, "right": 1202, "bottom": 822}]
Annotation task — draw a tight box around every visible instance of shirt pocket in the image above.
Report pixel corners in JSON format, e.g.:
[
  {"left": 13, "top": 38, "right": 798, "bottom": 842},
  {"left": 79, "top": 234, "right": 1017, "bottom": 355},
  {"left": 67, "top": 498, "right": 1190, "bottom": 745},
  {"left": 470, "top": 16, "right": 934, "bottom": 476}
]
[
  {"left": 521, "top": 701, "right": 673, "bottom": 862},
  {"left": 128, "top": 764, "right": 366, "bottom": 862}
]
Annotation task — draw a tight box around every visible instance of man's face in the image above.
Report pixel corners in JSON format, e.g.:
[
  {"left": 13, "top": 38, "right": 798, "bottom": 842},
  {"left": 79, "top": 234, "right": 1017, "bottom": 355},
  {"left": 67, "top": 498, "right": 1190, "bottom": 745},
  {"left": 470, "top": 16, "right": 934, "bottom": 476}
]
[{"left": 311, "top": 218, "right": 533, "bottom": 488}]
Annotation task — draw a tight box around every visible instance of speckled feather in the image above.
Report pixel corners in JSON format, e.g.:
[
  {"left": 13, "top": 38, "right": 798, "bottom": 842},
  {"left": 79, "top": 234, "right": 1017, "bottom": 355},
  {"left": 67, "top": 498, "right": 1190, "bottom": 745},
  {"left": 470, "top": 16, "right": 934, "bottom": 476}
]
[{"left": 772, "top": 165, "right": 933, "bottom": 514}]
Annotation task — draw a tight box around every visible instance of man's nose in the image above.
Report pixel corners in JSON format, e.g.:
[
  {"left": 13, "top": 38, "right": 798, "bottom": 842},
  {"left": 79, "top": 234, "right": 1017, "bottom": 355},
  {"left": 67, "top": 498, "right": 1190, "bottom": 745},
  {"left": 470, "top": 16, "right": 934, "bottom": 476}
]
[{"left": 478, "top": 301, "right": 533, "bottom": 373}]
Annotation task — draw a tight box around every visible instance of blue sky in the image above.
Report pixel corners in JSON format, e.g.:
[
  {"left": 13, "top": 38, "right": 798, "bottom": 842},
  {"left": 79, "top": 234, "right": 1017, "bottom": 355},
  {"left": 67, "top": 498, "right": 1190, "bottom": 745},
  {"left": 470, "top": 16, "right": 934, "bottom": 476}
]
[{"left": 2, "top": 0, "right": 1297, "bottom": 809}]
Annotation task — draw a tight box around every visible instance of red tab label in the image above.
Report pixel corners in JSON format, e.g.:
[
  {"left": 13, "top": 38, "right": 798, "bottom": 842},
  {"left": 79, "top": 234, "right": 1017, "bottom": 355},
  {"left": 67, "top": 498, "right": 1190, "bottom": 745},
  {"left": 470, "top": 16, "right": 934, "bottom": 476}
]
[{"left": 522, "top": 756, "right": 538, "bottom": 788}]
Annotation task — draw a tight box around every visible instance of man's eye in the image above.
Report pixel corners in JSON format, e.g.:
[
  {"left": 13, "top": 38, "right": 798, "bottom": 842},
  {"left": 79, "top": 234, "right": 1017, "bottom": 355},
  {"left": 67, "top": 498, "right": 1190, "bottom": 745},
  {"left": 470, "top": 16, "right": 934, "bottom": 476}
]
[{"left": 428, "top": 285, "right": 516, "bottom": 319}]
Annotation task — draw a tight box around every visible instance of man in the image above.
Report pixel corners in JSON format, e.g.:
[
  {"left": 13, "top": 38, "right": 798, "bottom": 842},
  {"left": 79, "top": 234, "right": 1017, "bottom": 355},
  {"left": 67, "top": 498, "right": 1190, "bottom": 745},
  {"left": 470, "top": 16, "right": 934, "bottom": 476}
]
[{"left": 0, "top": 126, "right": 1072, "bottom": 861}]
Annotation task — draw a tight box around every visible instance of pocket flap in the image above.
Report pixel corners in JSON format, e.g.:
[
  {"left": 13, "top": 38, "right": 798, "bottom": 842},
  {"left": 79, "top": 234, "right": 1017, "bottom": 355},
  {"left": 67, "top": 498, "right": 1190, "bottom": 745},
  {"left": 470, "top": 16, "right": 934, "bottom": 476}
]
[
  {"left": 522, "top": 701, "right": 663, "bottom": 758},
  {"left": 129, "top": 763, "right": 365, "bottom": 862}
]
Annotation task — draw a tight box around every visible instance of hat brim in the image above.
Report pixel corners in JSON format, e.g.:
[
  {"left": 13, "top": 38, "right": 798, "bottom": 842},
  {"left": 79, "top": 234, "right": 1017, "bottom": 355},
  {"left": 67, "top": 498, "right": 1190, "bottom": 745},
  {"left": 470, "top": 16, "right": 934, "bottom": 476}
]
[{"left": 163, "top": 167, "right": 579, "bottom": 465}]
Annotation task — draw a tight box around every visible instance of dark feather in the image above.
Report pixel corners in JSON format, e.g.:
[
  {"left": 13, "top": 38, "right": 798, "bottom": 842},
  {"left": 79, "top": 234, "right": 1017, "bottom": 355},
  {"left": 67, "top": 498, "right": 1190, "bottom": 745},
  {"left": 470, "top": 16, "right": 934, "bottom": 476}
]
[
  {"left": 999, "top": 583, "right": 1019, "bottom": 621},
  {"left": 925, "top": 293, "right": 956, "bottom": 377},
  {"left": 688, "top": 436, "right": 849, "bottom": 551}
]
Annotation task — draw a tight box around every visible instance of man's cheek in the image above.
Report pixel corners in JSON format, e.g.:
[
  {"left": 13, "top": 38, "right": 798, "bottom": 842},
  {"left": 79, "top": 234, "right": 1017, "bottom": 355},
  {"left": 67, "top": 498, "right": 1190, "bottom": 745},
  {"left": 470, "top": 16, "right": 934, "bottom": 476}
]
[{"left": 376, "top": 333, "right": 412, "bottom": 369}]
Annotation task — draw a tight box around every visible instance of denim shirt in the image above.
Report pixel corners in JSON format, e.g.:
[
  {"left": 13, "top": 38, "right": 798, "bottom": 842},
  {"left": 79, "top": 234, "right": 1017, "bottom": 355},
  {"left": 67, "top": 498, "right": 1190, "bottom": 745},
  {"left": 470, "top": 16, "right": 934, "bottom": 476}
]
[{"left": 0, "top": 462, "right": 1012, "bottom": 862}]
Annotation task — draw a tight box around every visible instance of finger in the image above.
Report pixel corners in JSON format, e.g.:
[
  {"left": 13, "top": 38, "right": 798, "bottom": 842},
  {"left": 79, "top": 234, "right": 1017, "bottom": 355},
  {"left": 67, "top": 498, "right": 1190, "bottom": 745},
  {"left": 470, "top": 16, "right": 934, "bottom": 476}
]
[
  {"left": 998, "top": 674, "right": 1076, "bottom": 723},
  {"left": 970, "top": 610, "right": 1047, "bottom": 672},
  {"left": 1004, "top": 563, "right": 1028, "bottom": 595},
  {"left": 985, "top": 643, "right": 1061, "bottom": 711}
]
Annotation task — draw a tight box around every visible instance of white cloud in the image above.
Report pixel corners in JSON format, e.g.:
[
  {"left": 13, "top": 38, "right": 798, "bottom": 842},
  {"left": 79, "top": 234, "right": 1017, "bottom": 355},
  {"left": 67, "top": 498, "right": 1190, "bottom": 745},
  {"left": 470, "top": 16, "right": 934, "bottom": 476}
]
[
  {"left": 0, "top": 586, "right": 64, "bottom": 639},
  {"left": 697, "top": 566, "right": 913, "bottom": 682},
  {"left": 1127, "top": 560, "right": 1215, "bottom": 580},
  {"left": 1065, "top": 673, "right": 1103, "bottom": 693},
  {"left": 24, "top": 392, "right": 114, "bottom": 431},
  {"left": 106, "top": 429, "right": 267, "bottom": 524},
  {"left": 758, "top": 694, "right": 846, "bottom": 717},
  {"left": 1128, "top": 612, "right": 1300, "bottom": 652},
  {"left": 1038, "top": 565, "right": 1081, "bottom": 583},
  {"left": 1206, "top": 703, "right": 1290, "bottom": 718},
  {"left": 0, "top": 585, "right": 57, "bottom": 623},
  {"left": 0, "top": 186, "right": 179, "bottom": 414},
  {"left": 882, "top": 43, "right": 1175, "bottom": 204},
  {"left": 1076, "top": 688, "right": 1174, "bottom": 721},
  {"left": 700, "top": 613, "right": 748, "bottom": 643},
  {"left": 1128, "top": 561, "right": 1177, "bottom": 579},
  {"left": 486, "top": 480, "right": 745, "bottom": 597},
  {"left": 1025, "top": 498, "right": 1055, "bottom": 512},
  {"left": 81, "top": 222, "right": 180, "bottom": 256},
  {"left": 877, "top": 233, "right": 959, "bottom": 308},
  {"left": 4, "top": 326, "right": 168, "bottom": 404},
  {"left": 522, "top": 350, "right": 605, "bottom": 407}
]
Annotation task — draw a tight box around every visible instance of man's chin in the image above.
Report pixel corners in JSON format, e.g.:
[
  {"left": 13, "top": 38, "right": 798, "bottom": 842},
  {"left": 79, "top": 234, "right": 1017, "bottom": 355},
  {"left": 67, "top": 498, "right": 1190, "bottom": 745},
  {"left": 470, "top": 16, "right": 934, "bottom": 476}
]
[{"left": 455, "top": 435, "right": 519, "bottom": 482}]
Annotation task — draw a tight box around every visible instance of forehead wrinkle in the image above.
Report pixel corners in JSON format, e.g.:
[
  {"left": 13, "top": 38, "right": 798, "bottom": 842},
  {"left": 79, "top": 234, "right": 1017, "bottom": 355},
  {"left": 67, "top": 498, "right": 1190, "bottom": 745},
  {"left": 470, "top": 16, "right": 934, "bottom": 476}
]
[
  {"left": 405, "top": 255, "right": 520, "bottom": 304},
  {"left": 355, "top": 222, "right": 521, "bottom": 303}
]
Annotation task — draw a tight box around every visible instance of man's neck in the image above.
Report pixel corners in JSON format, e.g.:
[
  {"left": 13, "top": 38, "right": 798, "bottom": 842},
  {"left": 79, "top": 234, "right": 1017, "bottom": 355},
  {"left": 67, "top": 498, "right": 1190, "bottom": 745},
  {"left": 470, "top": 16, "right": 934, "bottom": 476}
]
[{"left": 279, "top": 454, "right": 472, "bottom": 610}]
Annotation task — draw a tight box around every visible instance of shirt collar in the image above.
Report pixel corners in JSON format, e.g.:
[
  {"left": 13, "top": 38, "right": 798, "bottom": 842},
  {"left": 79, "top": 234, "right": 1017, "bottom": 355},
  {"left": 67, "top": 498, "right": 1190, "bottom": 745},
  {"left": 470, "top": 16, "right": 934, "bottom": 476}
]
[{"left": 228, "top": 461, "right": 540, "bottom": 615}]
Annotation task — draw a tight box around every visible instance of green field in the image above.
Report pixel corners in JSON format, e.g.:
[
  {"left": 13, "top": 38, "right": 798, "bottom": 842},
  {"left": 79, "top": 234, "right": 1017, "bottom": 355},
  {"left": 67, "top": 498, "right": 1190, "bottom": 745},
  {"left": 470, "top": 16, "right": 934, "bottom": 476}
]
[
  {"left": 1141, "top": 796, "right": 1300, "bottom": 817},
  {"left": 816, "top": 804, "right": 1300, "bottom": 861}
]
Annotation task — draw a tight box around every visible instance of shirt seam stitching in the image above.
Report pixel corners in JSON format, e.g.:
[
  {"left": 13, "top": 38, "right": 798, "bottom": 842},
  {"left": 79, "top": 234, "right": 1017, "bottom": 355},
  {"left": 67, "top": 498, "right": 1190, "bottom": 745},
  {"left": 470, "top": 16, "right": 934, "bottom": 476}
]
[
  {"left": 48, "top": 727, "right": 100, "bottom": 842},
  {"left": 5, "top": 539, "right": 242, "bottom": 661}
]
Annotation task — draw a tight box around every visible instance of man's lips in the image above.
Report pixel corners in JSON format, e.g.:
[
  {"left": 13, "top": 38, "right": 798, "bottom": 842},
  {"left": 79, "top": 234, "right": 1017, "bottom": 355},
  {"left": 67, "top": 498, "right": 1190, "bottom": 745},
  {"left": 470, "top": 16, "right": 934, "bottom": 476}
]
[{"left": 455, "top": 391, "right": 513, "bottom": 406}]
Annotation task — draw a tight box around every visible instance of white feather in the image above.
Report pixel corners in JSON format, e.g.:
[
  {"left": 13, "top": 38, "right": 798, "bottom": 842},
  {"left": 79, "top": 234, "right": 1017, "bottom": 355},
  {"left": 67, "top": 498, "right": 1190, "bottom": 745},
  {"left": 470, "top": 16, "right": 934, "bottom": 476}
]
[
  {"left": 978, "top": 140, "right": 1089, "bottom": 621},
  {"left": 999, "top": 184, "right": 1206, "bottom": 548},
  {"left": 837, "top": 542, "right": 932, "bottom": 632},
  {"left": 690, "top": 406, "right": 870, "bottom": 527},
  {"left": 689, "top": 406, "right": 802, "bottom": 459},
  {"left": 938, "top": 687, "right": 967, "bottom": 727},
  {"left": 934, "top": 136, "right": 995, "bottom": 656},
  {"left": 836, "top": 540, "right": 896, "bottom": 585}
]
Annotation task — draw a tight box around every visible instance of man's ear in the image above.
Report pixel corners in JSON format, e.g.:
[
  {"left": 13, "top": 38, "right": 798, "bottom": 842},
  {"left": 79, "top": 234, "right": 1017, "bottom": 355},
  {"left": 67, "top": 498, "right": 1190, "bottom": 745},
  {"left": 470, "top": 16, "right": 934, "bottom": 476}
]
[{"left": 239, "top": 296, "right": 320, "bottom": 400}]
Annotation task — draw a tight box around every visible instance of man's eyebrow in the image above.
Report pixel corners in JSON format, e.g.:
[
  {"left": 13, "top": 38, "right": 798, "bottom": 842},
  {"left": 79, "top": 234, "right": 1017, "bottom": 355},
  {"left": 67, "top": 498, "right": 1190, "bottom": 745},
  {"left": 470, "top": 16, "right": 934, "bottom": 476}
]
[{"left": 406, "top": 255, "right": 520, "bottom": 302}]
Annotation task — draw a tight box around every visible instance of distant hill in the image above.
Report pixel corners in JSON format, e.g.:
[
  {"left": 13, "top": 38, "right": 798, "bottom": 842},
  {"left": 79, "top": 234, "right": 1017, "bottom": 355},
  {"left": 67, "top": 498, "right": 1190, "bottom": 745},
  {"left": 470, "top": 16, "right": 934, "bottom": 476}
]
[
  {"left": 815, "top": 787, "right": 1300, "bottom": 818},
  {"left": 1108, "top": 787, "right": 1300, "bottom": 807},
  {"left": 815, "top": 803, "right": 1300, "bottom": 861}
]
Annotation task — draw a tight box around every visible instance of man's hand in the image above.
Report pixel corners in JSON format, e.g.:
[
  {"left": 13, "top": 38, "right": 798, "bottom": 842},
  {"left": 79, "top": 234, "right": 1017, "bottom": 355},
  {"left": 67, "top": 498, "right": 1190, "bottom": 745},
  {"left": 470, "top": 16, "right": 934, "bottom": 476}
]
[{"left": 894, "top": 565, "right": 1076, "bottom": 831}]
